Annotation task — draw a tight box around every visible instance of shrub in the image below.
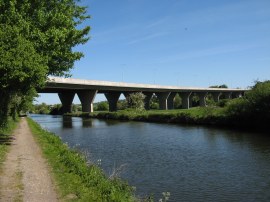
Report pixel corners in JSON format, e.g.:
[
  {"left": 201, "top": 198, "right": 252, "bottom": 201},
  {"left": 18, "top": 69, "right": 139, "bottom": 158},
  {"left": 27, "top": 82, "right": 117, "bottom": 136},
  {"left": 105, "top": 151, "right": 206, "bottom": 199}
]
[
  {"left": 96, "top": 102, "right": 109, "bottom": 111},
  {"left": 127, "top": 92, "right": 146, "bottom": 111},
  {"left": 217, "top": 99, "right": 230, "bottom": 107}
]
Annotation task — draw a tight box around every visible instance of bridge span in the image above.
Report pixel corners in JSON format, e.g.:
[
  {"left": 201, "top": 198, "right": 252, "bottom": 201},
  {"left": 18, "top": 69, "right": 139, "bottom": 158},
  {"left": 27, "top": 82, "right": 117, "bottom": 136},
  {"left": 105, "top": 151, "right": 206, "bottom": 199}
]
[{"left": 38, "top": 77, "right": 247, "bottom": 113}]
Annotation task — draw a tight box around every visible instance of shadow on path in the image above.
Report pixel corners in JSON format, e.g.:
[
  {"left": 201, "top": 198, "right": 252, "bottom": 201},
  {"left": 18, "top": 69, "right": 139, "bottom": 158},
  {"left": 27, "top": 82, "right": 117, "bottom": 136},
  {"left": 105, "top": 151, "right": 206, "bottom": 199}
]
[{"left": 0, "top": 134, "right": 15, "bottom": 145}]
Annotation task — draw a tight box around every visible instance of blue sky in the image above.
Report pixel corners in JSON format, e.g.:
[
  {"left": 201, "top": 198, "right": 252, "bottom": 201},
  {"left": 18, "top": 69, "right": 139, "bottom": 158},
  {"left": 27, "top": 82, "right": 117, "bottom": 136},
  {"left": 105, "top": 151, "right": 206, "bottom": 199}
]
[{"left": 37, "top": 0, "right": 270, "bottom": 104}]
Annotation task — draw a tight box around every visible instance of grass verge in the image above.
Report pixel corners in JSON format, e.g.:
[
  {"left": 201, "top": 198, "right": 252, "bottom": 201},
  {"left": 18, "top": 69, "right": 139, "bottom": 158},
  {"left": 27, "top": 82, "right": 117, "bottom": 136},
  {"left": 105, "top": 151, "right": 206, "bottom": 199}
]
[
  {"left": 69, "top": 107, "right": 227, "bottom": 126},
  {"left": 0, "top": 119, "right": 18, "bottom": 171},
  {"left": 27, "top": 118, "right": 137, "bottom": 202}
]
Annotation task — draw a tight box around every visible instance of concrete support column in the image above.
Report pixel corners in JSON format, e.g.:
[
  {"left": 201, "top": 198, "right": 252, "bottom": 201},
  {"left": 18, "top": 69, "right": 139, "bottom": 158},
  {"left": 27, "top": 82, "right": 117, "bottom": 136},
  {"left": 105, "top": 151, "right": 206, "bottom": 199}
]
[
  {"left": 167, "top": 92, "right": 177, "bottom": 110},
  {"left": 142, "top": 92, "right": 153, "bottom": 110},
  {"left": 189, "top": 93, "right": 193, "bottom": 108},
  {"left": 232, "top": 92, "right": 242, "bottom": 98},
  {"left": 156, "top": 92, "right": 171, "bottom": 110},
  {"left": 212, "top": 92, "right": 221, "bottom": 102},
  {"left": 197, "top": 92, "right": 208, "bottom": 107},
  {"left": 123, "top": 92, "right": 134, "bottom": 107},
  {"left": 180, "top": 92, "right": 192, "bottom": 109},
  {"left": 58, "top": 92, "right": 75, "bottom": 113},
  {"left": 77, "top": 90, "right": 97, "bottom": 113},
  {"left": 104, "top": 92, "right": 121, "bottom": 111},
  {"left": 223, "top": 92, "right": 232, "bottom": 99}
]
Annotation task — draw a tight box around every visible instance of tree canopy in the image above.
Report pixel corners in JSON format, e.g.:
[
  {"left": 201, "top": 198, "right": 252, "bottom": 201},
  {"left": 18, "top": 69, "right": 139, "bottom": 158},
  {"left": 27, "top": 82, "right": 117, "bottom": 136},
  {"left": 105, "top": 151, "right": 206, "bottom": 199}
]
[{"left": 0, "top": 0, "right": 90, "bottom": 126}]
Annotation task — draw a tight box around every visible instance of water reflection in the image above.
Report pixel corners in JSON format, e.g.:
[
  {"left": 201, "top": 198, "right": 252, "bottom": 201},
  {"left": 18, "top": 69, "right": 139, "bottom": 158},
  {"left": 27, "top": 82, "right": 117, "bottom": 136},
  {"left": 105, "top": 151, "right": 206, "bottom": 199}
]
[
  {"left": 62, "top": 116, "right": 73, "bottom": 128},
  {"left": 82, "top": 118, "right": 93, "bottom": 128},
  {"left": 31, "top": 114, "right": 270, "bottom": 202}
]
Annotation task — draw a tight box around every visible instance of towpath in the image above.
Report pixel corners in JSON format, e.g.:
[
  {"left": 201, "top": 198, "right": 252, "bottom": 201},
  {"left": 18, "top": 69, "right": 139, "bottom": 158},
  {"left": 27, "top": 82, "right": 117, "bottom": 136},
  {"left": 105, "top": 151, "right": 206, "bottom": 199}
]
[{"left": 0, "top": 118, "right": 58, "bottom": 202}]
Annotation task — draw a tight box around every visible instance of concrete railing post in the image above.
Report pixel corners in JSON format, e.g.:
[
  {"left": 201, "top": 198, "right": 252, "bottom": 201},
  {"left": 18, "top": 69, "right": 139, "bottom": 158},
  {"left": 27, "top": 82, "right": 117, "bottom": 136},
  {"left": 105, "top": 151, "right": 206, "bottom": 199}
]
[
  {"left": 167, "top": 92, "right": 176, "bottom": 110},
  {"left": 58, "top": 92, "right": 75, "bottom": 113},
  {"left": 212, "top": 92, "right": 221, "bottom": 102},
  {"left": 197, "top": 92, "right": 208, "bottom": 107},
  {"left": 142, "top": 92, "right": 153, "bottom": 110},
  {"left": 104, "top": 92, "right": 121, "bottom": 111},
  {"left": 156, "top": 92, "right": 171, "bottom": 110},
  {"left": 77, "top": 90, "right": 97, "bottom": 113},
  {"left": 180, "top": 92, "right": 192, "bottom": 109}
]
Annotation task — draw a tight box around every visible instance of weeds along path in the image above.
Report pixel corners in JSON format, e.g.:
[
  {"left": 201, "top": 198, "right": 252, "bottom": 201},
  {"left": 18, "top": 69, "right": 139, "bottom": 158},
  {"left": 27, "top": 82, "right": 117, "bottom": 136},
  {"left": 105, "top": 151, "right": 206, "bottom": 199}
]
[{"left": 0, "top": 118, "right": 58, "bottom": 202}]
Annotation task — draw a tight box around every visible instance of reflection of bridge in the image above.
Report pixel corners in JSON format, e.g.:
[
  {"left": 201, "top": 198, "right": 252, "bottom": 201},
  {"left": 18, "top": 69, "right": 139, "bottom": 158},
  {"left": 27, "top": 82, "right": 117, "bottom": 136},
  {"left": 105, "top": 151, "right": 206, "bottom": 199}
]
[{"left": 38, "top": 77, "right": 247, "bottom": 113}]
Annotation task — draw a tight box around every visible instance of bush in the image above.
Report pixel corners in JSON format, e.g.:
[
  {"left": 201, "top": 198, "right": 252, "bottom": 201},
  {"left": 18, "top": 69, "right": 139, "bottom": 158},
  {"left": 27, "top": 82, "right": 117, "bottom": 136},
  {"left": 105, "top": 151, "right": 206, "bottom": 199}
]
[
  {"left": 224, "top": 80, "right": 270, "bottom": 129},
  {"left": 225, "top": 98, "right": 249, "bottom": 117},
  {"left": 96, "top": 102, "right": 109, "bottom": 111},
  {"left": 127, "top": 92, "right": 145, "bottom": 111},
  {"left": 217, "top": 99, "right": 230, "bottom": 107},
  {"left": 245, "top": 80, "right": 270, "bottom": 117}
]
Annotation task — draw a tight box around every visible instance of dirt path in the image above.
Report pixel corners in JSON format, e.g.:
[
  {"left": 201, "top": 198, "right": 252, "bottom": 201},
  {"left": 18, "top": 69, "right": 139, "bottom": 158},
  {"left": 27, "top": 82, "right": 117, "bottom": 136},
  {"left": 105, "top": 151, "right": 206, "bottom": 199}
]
[{"left": 0, "top": 118, "right": 58, "bottom": 202}]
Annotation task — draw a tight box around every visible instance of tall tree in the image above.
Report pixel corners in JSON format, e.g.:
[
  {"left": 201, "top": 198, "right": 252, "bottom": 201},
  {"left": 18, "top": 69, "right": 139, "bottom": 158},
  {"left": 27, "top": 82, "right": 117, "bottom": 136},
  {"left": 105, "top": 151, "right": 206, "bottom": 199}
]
[{"left": 0, "top": 0, "right": 90, "bottom": 125}]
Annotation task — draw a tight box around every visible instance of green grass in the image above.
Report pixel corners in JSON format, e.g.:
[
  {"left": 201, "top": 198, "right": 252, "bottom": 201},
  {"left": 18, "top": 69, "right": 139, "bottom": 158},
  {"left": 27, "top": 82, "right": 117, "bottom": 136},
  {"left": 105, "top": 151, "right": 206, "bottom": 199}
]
[
  {"left": 69, "top": 107, "right": 227, "bottom": 126},
  {"left": 0, "top": 119, "right": 17, "bottom": 170},
  {"left": 27, "top": 118, "right": 138, "bottom": 202}
]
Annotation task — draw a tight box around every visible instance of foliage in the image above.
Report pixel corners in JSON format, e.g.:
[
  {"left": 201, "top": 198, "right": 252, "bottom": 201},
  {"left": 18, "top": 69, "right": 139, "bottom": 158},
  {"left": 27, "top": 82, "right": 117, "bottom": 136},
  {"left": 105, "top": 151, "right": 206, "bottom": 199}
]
[
  {"left": 31, "top": 103, "right": 82, "bottom": 115},
  {"left": 0, "top": 22, "right": 47, "bottom": 125},
  {"left": 27, "top": 118, "right": 136, "bottom": 201},
  {"left": 209, "top": 84, "right": 228, "bottom": 88},
  {"left": 50, "top": 104, "right": 62, "bottom": 115},
  {"left": 217, "top": 99, "right": 230, "bottom": 107},
  {"left": 245, "top": 80, "right": 270, "bottom": 116},
  {"left": 117, "top": 100, "right": 128, "bottom": 110},
  {"left": 127, "top": 92, "right": 146, "bottom": 111},
  {"left": 173, "top": 94, "right": 182, "bottom": 109},
  {"left": 32, "top": 103, "right": 51, "bottom": 114},
  {"left": 225, "top": 80, "right": 270, "bottom": 123},
  {"left": 190, "top": 93, "right": 200, "bottom": 107},
  {"left": 95, "top": 101, "right": 109, "bottom": 111},
  {"left": 0, "top": 0, "right": 90, "bottom": 125},
  {"left": 150, "top": 95, "right": 159, "bottom": 109},
  {"left": 225, "top": 98, "right": 249, "bottom": 117}
]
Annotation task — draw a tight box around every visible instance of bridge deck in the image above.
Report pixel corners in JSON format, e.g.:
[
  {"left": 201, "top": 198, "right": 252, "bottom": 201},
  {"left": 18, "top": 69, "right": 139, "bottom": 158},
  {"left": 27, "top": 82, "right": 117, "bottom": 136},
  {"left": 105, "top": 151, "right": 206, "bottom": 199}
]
[{"left": 39, "top": 77, "right": 246, "bottom": 93}]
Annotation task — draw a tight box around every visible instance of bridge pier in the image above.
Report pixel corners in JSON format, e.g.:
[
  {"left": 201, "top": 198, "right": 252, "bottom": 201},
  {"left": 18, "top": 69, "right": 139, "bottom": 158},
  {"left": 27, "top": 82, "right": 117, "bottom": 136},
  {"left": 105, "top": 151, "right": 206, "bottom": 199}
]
[
  {"left": 77, "top": 90, "right": 97, "bottom": 113},
  {"left": 105, "top": 92, "right": 121, "bottom": 111},
  {"left": 142, "top": 92, "right": 153, "bottom": 110},
  {"left": 212, "top": 92, "right": 221, "bottom": 102},
  {"left": 232, "top": 92, "right": 242, "bottom": 98},
  {"left": 198, "top": 92, "right": 208, "bottom": 107},
  {"left": 180, "top": 92, "right": 192, "bottom": 109},
  {"left": 58, "top": 92, "right": 75, "bottom": 113},
  {"left": 223, "top": 92, "right": 232, "bottom": 99},
  {"left": 167, "top": 92, "right": 177, "bottom": 110},
  {"left": 156, "top": 92, "right": 170, "bottom": 110}
]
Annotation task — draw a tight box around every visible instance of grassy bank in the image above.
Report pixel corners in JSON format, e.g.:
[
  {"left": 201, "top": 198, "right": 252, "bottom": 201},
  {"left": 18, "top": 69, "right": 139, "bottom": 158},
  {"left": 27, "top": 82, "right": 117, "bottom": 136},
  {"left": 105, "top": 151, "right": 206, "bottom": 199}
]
[
  {"left": 69, "top": 107, "right": 228, "bottom": 126},
  {"left": 0, "top": 119, "right": 17, "bottom": 170},
  {"left": 68, "top": 106, "right": 268, "bottom": 132},
  {"left": 27, "top": 118, "right": 138, "bottom": 202}
]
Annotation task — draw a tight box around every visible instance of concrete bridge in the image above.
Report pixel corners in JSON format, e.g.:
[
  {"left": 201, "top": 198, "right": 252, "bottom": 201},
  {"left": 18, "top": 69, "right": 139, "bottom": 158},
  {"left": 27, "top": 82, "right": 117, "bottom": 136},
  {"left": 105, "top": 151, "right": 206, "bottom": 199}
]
[{"left": 38, "top": 77, "right": 247, "bottom": 113}]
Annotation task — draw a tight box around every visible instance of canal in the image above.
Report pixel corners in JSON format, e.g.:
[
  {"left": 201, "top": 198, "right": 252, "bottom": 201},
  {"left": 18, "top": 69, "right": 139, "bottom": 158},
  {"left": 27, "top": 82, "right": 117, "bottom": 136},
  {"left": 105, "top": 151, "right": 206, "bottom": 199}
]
[{"left": 31, "top": 114, "right": 270, "bottom": 202}]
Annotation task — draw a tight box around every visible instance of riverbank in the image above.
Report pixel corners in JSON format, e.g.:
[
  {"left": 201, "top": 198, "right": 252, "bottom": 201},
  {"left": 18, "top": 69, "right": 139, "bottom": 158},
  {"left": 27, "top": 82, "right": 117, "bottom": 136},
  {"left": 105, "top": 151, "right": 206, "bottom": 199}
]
[
  {"left": 27, "top": 118, "right": 137, "bottom": 201},
  {"left": 67, "top": 107, "right": 268, "bottom": 133}
]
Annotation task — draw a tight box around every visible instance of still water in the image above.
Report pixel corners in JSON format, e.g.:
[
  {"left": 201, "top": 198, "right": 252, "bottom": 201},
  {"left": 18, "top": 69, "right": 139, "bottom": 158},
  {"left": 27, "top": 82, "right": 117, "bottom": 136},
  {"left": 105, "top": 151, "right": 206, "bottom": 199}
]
[{"left": 30, "top": 114, "right": 270, "bottom": 202}]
